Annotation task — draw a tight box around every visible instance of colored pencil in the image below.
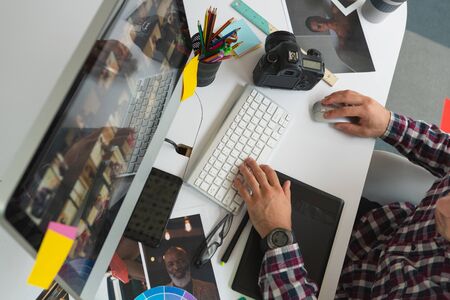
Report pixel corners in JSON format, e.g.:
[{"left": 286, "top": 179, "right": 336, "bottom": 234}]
[
  {"left": 210, "top": 17, "right": 235, "bottom": 41},
  {"left": 197, "top": 21, "right": 206, "bottom": 55},
  {"left": 232, "top": 41, "right": 244, "bottom": 50},
  {"left": 203, "top": 9, "right": 209, "bottom": 41},
  {"left": 207, "top": 8, "right": 218, "bottom": 46},
  {"left": 210, "top": 28, "right": 241, "bottom": 47}
]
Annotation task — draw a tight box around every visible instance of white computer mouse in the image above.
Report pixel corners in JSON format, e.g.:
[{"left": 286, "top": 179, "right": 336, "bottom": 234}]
[{"left": 312, "top": 101, "right": 351, "bottom": 123}]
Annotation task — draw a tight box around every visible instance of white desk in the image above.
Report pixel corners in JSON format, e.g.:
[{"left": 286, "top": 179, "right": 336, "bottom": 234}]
[
  {"left": 0, "top": 0, "right": 406, "bottom": 299},
  {"left": 154, "top": 1, "right": 407, "bottom": 299}
]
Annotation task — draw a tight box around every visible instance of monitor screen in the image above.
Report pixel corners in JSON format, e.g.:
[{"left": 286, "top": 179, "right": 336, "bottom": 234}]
[{"left": 4, "top": 0, "right": 191, "bottom": 294}]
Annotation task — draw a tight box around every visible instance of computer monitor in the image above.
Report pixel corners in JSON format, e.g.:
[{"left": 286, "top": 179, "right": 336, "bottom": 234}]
[{"left": 0, "top": 0, "right": 192, "bottom": 298}]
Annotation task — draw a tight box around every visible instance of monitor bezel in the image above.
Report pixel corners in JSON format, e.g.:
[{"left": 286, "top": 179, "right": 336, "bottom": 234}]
[{"left": 0, "top": 0, "right": 191, "bottom": 298}]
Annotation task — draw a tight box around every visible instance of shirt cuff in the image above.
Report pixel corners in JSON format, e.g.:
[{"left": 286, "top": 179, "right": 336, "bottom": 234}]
[
  {"left": 261, "top": 243, "right": 302, "bottom": 276},
  {"left": 380, "top": 112, "right": 408, "bottom": 146}
]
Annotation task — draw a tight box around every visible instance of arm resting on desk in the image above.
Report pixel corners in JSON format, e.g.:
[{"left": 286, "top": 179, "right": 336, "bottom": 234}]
[
  {"left": 381, "top": 112, "right": 450, "bottom": 178},
  {"left": 259, "top": 243, "right": 318, "bottom": 300}
]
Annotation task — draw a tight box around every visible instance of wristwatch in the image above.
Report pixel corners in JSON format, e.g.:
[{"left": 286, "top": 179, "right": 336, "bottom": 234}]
[{"left": 260, "top": 228, "right": 294, "bottom": 252}]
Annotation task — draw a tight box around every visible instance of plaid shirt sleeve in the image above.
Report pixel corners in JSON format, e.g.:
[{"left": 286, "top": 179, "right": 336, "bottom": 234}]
[
  {"left": 258, "top": 243, "right": 318, "bottom": 300},
  {"left": 381, "top": 112, "right": 450, "bottom": 177}
]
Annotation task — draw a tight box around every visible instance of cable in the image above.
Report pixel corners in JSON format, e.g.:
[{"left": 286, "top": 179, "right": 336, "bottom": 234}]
[
  {"left": 163, "top": 91, "right": 204, "bottom": 178},
  {"left": 164, "top": 138, "right": 192, "bottom": 157}
]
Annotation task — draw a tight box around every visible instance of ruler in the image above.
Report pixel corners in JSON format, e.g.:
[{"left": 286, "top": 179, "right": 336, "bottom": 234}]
[
  {"left": 230, "top": 0, "right": 338, "bottom": 86},
  {"left": 231, "top": 0, "right": 277, "bottom": 35}
]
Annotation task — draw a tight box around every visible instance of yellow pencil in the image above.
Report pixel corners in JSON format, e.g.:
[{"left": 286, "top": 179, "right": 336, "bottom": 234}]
[{"left": 203, "top": 8, "right": 209, "bottom": 41}]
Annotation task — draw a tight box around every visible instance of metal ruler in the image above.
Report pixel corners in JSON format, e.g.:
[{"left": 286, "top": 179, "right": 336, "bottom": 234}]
[{"left": 230, "top": 0, "right": 338, "bottom": 86}]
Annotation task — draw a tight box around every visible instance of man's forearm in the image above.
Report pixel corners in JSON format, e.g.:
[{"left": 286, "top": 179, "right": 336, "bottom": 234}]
[
  {"left": 381, "top": 112, "right": 450, "bottom": 178},
  {"left": 259, "top": 243, "right": 318, "bottom": 300}
]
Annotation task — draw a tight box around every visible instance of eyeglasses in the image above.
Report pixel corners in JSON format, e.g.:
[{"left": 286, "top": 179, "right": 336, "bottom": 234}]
[{"left": 193, "top": 213, "right": 234, "bottom": 267}]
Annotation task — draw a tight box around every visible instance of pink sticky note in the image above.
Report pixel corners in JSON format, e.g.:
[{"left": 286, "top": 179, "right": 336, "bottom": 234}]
[
  {"left": 441, "top": 98, "right": 450, "bottom": 133},
  {"left": 48, "top": 222, "right": 77, "bottom": 240}
]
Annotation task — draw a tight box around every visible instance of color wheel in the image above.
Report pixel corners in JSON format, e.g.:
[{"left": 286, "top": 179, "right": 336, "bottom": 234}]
[{"left": 135, "top": 286, "right": 197, "bottom": 300}]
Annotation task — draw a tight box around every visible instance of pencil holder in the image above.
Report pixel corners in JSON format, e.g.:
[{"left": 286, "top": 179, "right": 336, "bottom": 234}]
[
  {"left": 191, "top": 33, "right": 223, "bottom": 87},
  {"left": 197, "top": 60, "right": 222, "bottom": 87}
]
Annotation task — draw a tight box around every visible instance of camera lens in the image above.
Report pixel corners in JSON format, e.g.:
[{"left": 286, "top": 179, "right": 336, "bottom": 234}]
[{"left": 265, "top": 31, "right": 296, "bottom": 52}]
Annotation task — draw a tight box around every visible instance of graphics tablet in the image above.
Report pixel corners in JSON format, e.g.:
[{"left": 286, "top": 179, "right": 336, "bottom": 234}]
[{"left": 232, "top": 171, "right": 344, "bottom": 299}]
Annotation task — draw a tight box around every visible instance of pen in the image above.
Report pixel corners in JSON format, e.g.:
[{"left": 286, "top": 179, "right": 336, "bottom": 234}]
[{"left": 220, "top": 212, "right": 249, "bottom": 264}]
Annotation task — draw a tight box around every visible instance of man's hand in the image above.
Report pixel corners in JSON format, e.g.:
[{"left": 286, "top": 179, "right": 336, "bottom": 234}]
[
  {"left": 322, "top": 90, "right": 391, "bottom": 137},
  {"left": 233, "top": 158, "right": 292, "bottom": 238}
]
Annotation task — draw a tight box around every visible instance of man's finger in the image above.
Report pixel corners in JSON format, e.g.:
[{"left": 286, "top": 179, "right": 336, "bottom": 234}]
[
  {"left": 245, "top": 158, "right": 270, "bottom": 188},
  {"left": 239, "top": 163, "right": 260, "bottom": 194},
  {"left": 322, "top": 90, "right": 367, "bottom": 106},
  {"left": 233, "top": 177, "right": 253, "bottom": 204},
  {"left": 260, "top": 165, "right": 281, "bottom": 187},
  {"left": 282, "top": 180, "right": 291, "bottom": 199},
  {"left": 324, "top": 106, "right": 363, "bottom": 119}
]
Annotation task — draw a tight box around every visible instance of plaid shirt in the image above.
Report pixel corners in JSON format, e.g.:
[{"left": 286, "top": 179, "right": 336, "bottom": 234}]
[{"left": 259, "top": 113, "right": 450, "bottom": 299}]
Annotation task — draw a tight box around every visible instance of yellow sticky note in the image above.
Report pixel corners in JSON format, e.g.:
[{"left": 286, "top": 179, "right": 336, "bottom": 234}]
[
  {"left": 181, "top": 55, "right": 199, "bottom": 102},
  {"left": 27, "top": 230, "right": 74, "bottom": 289}
]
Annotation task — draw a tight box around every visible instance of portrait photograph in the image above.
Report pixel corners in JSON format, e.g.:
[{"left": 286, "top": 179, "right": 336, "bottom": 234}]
[
  {"left": 106, "top": 214, "right": 220, "bottom": 300},
  {"left": 285, "top": 0, "right": 375, "bottom": 73}
]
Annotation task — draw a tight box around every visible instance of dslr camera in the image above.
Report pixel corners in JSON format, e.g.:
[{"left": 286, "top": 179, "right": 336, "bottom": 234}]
[{"left": 253, "top": 31, "right": 324, "bottom": 90}]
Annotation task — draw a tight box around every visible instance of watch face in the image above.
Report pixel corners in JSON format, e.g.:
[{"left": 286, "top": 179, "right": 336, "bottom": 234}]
[{"left": 272, "top": 231, "right": 289, "bottom": 247}]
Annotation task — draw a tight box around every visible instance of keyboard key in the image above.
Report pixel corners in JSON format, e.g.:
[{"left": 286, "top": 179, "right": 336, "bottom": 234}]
[
  {"left": 243, "top": 145, "right": 252, "bottom": 154},
  {"left": 222, "top": 179, "right": 232, "bottom": 189},
  {"left": 199, "top": 171, "right": 207, "bottom": 179},
  {"left": 231, "top": 166, "right": 239, "bottom": 174},
  {"left": 268, "top": 121, "right": 277, "bottom": 129},
  {"left": 218, "top": 170, "right": 227, "bottom": 179},
  {"left": 222, "top": 147, "right": 231, "bottom": 156},
  {"left": 214, "top": 161, "right": 222, "bottom": 170},
  {"left": 251, "top": 89, "right": 257, "bottom": 97},
  {"left": 223, "top": 189, "right": 236, "bottom": 206},
  {"left": 214, "top": 177, "right": 222, "bottom": 186},
  {"left": 268, "top": 138, "right": 277, "bottom": 148},
  {"left": 210, "top": 167, "right": 218, "bottom": 177},
  {"left": 216, "top": 187, "right": 228, "bottom": 201},
  {"left": 205, "top": 175, "right": 214, "bottom": 184},
  {"left": 200, "top": 182, "right": 210, "bottom": 191},
  {"left": 218, "top": 154, "right": 226, "bottom": 163},
  {"left": 227, "top": 156, "right": 236, "bottom": 165},
  {"left": 230, "top": 201, "right": 241, "bottom": 213},
  {"left": 208, "top": 185, "right": 219, "bottom": 196},
  {"left": 255, "top": 93, "right": 263, "bottom": 102},
  {"left": 267, "top": 103, "right": 277, "bottom": 114}
]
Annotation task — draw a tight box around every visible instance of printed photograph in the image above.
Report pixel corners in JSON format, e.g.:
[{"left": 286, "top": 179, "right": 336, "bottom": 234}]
[
  {"left": 331, "top": 0, "right": 364, "bottom": 15},
  {"left": 106, "top": 214, "right": 220, "bottom": 300},
  {"left": 285, "top": 0, "right": 375, "bottom": 73}
]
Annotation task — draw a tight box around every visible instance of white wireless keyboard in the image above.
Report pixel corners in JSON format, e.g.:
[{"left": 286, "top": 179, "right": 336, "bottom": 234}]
[{"left": 186, "top": 85, "right": 291, "bottom": 214}]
